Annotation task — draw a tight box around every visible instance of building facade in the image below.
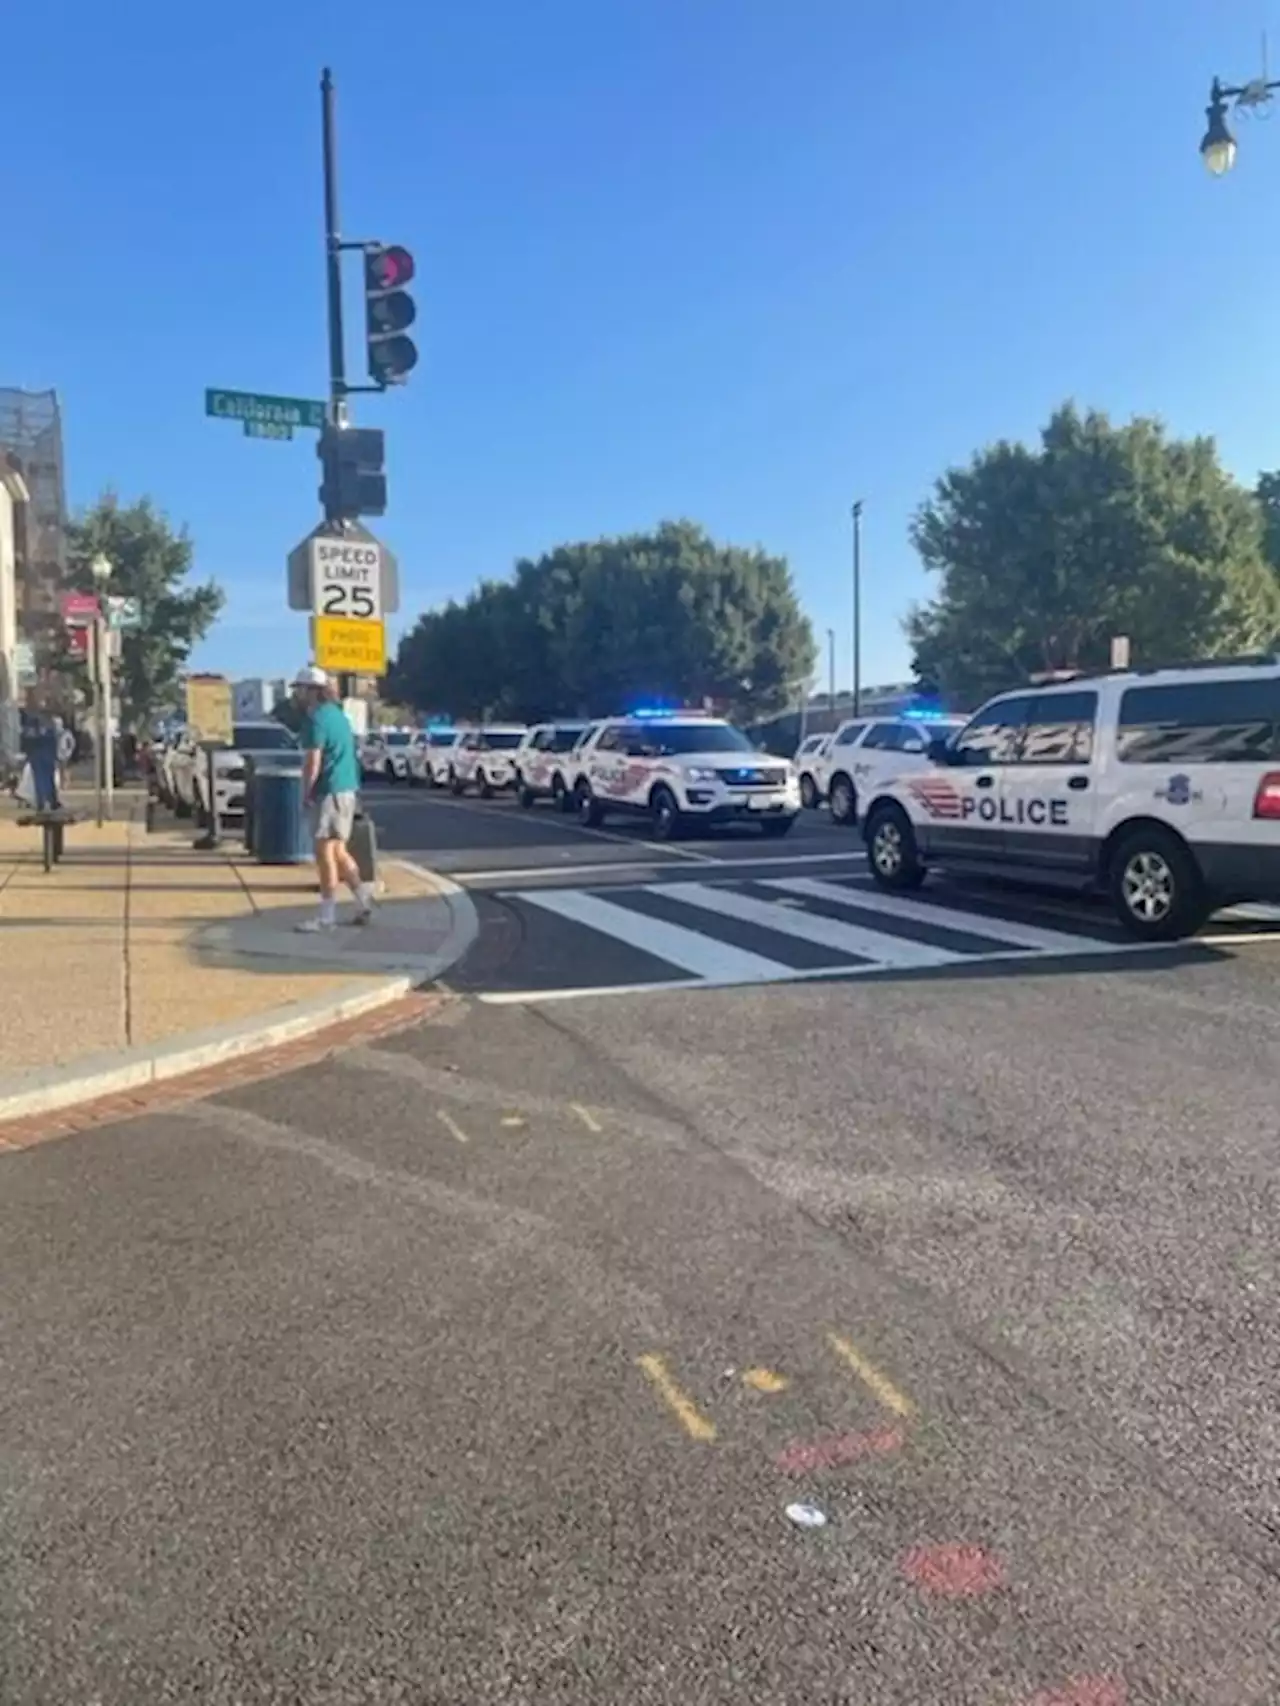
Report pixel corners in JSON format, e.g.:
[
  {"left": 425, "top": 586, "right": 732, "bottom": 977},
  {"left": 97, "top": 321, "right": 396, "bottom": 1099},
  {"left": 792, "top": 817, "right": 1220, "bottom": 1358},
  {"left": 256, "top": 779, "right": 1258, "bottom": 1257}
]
[{"left": 0, "top": 388, "right": 67, "bottom": 647}]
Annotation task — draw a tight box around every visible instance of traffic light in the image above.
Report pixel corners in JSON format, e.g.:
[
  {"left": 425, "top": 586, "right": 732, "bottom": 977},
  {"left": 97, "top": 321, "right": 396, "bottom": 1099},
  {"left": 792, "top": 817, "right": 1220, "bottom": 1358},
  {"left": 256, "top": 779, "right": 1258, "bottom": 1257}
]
[
  {"left": 319, "top": 425, "right": 387, "bottom": 520},
  {"left": 364, "top": 244, "right": 418, "bottom": 386}
]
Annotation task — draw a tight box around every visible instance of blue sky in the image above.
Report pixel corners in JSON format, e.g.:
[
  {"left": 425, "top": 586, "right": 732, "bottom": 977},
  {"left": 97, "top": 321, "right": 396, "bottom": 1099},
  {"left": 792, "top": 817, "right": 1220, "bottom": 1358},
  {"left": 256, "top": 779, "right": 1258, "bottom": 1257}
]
[{"left": 4, "top": 0, "right": 1279, "bottom": 692}]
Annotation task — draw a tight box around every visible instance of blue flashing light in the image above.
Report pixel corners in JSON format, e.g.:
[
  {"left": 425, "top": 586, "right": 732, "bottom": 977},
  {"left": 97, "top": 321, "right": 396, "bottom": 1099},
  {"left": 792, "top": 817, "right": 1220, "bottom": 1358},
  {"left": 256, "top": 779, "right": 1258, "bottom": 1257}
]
[
  {"left": 902, "top": 706, "right": 949, "bottom": 721},
  {"left": 425, "top": 716, "right": 454, "bottom": 729},
  {"left": 625, "top": 704, "right": 712, "bottom": 719}
]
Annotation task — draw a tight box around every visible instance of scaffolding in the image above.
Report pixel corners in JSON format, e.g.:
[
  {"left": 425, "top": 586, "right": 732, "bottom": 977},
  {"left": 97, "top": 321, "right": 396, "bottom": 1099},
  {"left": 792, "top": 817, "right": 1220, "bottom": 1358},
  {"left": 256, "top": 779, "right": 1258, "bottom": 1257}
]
[{"left": 0, "top": 387, "right": 67, "bottom": 639}]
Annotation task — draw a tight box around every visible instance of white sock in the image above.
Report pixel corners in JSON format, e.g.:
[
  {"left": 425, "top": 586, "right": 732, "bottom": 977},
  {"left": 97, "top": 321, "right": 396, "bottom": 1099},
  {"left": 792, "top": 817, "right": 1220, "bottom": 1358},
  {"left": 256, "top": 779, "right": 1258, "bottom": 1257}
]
[
  {"left": 355, "top": 880, "right": 375, "bottom": 910},
  {"left": 318, "top": 896, "right": 337, "bottom": 925}
]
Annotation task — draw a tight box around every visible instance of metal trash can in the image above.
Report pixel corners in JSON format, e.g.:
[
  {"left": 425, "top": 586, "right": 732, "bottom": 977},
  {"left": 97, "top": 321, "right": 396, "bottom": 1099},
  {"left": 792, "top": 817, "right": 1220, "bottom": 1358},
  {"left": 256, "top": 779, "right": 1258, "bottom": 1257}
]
[{"left": 254, "top": 767, "right": 312, "bottom": 865}]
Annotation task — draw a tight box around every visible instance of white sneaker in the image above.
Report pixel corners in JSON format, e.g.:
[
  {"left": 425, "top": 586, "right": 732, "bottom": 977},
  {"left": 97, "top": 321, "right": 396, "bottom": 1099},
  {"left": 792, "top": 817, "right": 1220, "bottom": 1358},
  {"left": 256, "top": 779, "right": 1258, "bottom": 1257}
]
[{"left": 295, "top": 915, "right": 336, "bottom": 934}]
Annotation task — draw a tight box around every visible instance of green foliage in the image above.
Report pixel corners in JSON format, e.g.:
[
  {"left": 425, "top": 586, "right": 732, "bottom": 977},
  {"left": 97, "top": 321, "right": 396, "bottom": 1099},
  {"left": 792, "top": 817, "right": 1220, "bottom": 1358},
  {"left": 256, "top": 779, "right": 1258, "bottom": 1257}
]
[
  {"left": 907, "top": 404, "right": 1280, "bottom": 705},
  {"left": 387, "top": 520, "right": 815, "bottom": 724},
  {"left": 67, "top": 493, "right": 223, "bottom": 730},
  {"left": 1255, "top": 470, "right": 1280, "bottom": 579}
]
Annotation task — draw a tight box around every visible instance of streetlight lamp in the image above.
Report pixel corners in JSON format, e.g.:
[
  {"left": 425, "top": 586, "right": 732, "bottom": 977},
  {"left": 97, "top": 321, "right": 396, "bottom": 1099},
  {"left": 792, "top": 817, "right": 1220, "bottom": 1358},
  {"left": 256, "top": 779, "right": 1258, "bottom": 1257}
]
[
  {"left": 1200, "top": 71, "right": 1279, "bottom": 175},
  {"left": 90, "top": 553, "right": 113, "bottom": 825}
]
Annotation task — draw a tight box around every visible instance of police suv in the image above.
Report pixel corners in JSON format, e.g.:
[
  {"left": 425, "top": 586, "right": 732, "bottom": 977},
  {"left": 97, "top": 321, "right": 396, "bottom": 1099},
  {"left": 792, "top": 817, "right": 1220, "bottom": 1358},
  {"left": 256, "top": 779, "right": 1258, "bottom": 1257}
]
[
  {"left": 821, "top": 712, "right": 967, "bottom": 825},
  {"left": 407, "top": 727, "right": 462, "bottom": 787},
  {"left": 449, "top": 726, "right": 527, "bottom": 797},
  {"left": 515, "top": 721, "right": 592, "bottom": 811},
  {"left": 569, "top": 710, "right": 801, "bottom": 839},
  {"left": 860, "top": 660, "right": 1280, "bottom": 940}
]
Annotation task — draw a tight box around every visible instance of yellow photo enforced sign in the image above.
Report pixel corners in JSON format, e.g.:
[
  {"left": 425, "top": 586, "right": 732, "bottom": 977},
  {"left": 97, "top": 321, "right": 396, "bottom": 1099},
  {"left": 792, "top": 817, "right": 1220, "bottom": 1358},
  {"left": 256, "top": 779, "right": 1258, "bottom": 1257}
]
[{"left": 312, "top": 615, "right": 386, "bottom": 675}]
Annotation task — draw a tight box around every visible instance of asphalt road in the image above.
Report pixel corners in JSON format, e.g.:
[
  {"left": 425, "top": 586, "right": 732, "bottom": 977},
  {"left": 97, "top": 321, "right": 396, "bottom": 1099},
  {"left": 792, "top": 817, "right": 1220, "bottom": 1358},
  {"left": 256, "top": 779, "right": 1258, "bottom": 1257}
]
[{"left": 5, "top": 785, "right": 1280, "bottom": 1701}]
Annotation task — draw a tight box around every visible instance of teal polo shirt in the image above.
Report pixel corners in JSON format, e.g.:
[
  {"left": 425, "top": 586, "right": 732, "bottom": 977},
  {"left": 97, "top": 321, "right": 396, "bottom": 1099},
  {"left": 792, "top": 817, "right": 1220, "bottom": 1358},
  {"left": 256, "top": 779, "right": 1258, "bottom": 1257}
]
[{"left": 304, "top": 700, "right": 361, "bottom": 798}]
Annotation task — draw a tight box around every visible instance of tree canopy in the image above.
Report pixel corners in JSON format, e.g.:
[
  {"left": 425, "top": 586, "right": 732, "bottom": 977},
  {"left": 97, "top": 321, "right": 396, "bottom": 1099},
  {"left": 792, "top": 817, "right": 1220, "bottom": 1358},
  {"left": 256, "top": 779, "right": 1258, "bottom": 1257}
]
[
  {"left": 386, "top": 520, "right": 815, "bottom": 724},
  {"left": 67, "top": 493, "right": 223, "bottom": 730},
  {"left": 907, "top": 403, "right": 1280, "bottom": 705}
]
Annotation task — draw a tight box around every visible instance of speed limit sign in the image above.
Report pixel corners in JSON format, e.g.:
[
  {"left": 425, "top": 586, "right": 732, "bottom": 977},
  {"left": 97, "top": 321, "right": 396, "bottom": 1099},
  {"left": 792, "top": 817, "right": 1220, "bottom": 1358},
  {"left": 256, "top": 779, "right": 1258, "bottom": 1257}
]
[{"left": 309, "top": 537, "right": 383, "bottom": 621}]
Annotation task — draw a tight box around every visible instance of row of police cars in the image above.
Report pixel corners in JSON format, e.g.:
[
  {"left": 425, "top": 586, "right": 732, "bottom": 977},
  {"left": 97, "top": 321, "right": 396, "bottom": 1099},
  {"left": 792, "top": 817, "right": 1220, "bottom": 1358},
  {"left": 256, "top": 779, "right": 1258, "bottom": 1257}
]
[{"left": 365, "top": 656, "right": 1280, "bottom": 941}]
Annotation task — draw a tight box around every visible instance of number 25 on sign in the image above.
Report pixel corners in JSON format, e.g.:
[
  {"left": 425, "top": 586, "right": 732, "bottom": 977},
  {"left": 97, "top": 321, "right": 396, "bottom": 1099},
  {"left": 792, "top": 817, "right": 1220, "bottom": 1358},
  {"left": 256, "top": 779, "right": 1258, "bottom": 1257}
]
[{"left": 309, "top": 537, "right": 382, "bottom": 621}]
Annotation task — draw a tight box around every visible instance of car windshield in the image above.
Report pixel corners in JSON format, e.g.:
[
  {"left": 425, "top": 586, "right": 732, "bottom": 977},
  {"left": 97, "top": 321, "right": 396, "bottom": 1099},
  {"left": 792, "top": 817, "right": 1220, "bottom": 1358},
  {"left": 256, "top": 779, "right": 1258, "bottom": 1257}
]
[
  {"left": 233, "top": 724, "right": 297, "bottom": 750},
  {"left": 484, "top": 731, "right": 524, "bottom": 750},
  {"left": 428, "top": 731, "right": 457, "bottom": 747},
  {"left": 634, "top": 721, "right": 755, "bottom": 756},
  {"left": 384, "top": 733, "right": 411, "bottom": 747},
  {"left": 552, "top": 726, "right": 587, "bottom": 751}
]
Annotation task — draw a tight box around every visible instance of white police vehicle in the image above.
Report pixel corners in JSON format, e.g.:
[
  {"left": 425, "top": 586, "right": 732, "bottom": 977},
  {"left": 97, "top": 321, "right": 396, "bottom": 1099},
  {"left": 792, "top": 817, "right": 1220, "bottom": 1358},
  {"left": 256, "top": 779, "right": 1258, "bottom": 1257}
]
[
  {"left": 860, "top": 660, "right": 1280, "bottom": 940},
  {"left": 515, "top": 721, "right": 592, "bottom": 811},
  {"left": 822, "top": 711, "right": 967, "bottom": 826},
  {"left": 792, "top": 732, "right": 832, "bottom": 809},
  {"left": 450, "top": 726, "right": 527, "bottom": 797},
  {"left": 361, "top": 729, "right": 415, "bottom": 783},
  {"left": 569, "top": 709, "right": 800, "bottom": 839},
  {"left": 407, "top": 726, "right": 462, "bottom": 788}
]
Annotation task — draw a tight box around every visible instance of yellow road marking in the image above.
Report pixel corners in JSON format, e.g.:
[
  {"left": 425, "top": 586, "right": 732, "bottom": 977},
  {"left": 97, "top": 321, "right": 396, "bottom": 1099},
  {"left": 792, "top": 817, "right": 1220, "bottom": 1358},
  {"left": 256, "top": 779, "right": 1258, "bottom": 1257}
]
[
  {"left": 826, "top": 1331, "right": 916, "bottom": 1419},
  {"left": 436, "top": 1109, "right": 469, "bottom": 1145},
  {"left": 635, "top": 1353, "right": 717, "bottom": 1442},
  {"left": 742, "top": 1367, "right": 789, "bottom": 1393},
  {"left": 570, "top": 1102, "right": 603, "bottom": 1134}
]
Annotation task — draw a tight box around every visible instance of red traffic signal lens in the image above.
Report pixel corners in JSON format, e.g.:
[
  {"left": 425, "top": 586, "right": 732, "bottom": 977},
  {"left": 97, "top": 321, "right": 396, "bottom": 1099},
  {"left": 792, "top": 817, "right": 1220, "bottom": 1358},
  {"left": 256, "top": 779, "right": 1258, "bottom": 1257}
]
[{"left": 367, "top": 245, "right": 415, "bottom": 292}]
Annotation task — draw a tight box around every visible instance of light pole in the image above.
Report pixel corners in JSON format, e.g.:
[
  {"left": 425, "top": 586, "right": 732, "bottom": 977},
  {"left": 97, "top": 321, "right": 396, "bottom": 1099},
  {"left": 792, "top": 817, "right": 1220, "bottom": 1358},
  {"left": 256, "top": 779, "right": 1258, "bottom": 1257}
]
[
  {"left": 851, "top": 500, "right": 863, "bottom": 716},
  {"left": 91, "top": 553, "right": 113, "bottom": 825},
  {"left": 1200, "top": 71, "right": 1280, "bottom": 174},
  {"left": 827, "top": 627, "right": 836, "bottom": 715}
]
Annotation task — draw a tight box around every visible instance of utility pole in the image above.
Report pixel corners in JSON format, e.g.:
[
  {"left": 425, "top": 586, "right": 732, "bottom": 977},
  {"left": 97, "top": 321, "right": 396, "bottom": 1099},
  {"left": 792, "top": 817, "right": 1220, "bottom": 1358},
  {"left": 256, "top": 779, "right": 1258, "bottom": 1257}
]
[
  {"left": 92, "top": 616, "right": 104, "bottom": 828},
  {"left": 827, "top": 627, "right": 836, "bottom": 715},
  {"left": 851, "top": 500, "right": 863, "bottom": 717}
]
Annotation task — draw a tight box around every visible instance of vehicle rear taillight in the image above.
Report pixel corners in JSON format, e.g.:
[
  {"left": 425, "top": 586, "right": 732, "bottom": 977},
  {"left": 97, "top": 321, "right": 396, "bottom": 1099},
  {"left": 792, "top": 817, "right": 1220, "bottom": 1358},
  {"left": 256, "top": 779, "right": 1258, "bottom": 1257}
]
[{"left": 1254, "top": 772, "right": 1280, "bottom": 819}]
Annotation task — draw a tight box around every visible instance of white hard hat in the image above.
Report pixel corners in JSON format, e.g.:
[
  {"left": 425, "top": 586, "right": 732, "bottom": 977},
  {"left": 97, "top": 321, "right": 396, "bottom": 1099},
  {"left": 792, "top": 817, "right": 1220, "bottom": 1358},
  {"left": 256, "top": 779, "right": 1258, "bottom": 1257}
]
[{"left": 293, "top": 664, "right": 329, "bottom": 687}]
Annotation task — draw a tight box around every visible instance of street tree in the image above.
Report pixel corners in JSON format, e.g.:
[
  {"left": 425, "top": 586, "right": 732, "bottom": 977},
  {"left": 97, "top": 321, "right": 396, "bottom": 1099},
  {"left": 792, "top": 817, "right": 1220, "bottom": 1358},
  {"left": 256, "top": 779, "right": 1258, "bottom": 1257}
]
[
  {"left": 907, "top": 404, "right": 1280, "bottom": 705},
  {"left": 1255, "top": 470, "right": 1280, "bottom": 581},
  {"left": 67, "top": 493, "right": 223, "bottom": 730},
  {"left": 387, "top": 520, "right": 815, "bottom": 723}
]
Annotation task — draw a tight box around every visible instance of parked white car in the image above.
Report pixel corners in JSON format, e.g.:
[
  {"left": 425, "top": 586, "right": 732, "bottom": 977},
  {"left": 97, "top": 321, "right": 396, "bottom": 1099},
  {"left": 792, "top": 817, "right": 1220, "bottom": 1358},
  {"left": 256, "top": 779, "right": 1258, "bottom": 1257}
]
[
  {"left": 193, "top": 722, "right": 301, "bottom": 826},
  {"left": 361, "top": 730, "right": 415, "bottom": 783},
  {"left": 792, "top": 732, "right": 833, "bottom": 809},
  {"left": 820, "top": 714, "right": 967, "bottom": 826},
  {"left": 407, "top": 727, "right": 463, "bottom": 787},
  {"left": 449, "top": 727, "right": 527, "bottom": 797}
]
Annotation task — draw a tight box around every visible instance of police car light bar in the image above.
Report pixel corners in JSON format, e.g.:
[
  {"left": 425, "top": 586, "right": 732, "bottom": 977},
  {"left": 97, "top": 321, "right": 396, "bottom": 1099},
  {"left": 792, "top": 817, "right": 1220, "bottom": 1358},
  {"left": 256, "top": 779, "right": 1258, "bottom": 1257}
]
[
  {"left": 623, "top": 706, "right": 714, "bottom": 719},
  {"left": 902, "top": 707, "right": 951, "bottom": 721}
]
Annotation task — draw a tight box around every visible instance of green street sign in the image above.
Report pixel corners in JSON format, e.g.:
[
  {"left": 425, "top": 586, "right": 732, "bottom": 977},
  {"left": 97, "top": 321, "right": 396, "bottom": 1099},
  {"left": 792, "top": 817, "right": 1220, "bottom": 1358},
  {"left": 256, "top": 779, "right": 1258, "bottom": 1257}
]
[
  {"left": 244, "top": 419, "right": 293, "bottom": 442},
  {"left": 205, "top": 389, "right": 325, "bottom": 431},
  {"left": 105, "top": 595, "right": 142, "bottom": 631}
]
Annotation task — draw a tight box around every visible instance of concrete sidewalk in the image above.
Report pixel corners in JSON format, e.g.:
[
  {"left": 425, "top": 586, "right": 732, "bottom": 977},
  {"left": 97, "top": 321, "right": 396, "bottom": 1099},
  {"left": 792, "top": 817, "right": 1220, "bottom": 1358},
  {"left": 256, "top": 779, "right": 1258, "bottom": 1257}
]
[{"left": 0, "top": 809, "right": 476, "bottom": 1123}]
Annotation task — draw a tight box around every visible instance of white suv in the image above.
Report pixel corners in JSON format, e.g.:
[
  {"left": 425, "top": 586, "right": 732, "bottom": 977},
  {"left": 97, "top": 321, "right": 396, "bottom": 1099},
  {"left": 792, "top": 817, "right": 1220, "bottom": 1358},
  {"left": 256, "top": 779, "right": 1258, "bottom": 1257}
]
[
  {"left": 569, "top": 713, "right": 800, "bottom": 839},
  {"left": 860, "top": 662, "right": 1280, "bottom": 940},
  {"left": 792, "top": 733, "right": 832, "bottom": 809},
  {"left": 822, "top": 714, "right": 967, "bottom": 826},
  {"left": 515, "top": 722, "right": 592, "bottom": 811},
  {"left": 450, "top": 726, "right": 527, "bottom": 797}
]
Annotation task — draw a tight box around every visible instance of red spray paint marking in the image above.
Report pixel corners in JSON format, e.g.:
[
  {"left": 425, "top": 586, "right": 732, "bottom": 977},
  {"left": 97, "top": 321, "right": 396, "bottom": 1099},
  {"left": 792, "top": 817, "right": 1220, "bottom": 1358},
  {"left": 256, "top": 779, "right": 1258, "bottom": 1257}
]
[
  {"left": 774, "top": 1425, "right": 903, "bottom": 1475},
  {"left": 900, "top": 1543, "right": 1006, "bottom": 1597},
  {"left": 1023, "top": 1680, "right": 1126, "bottom": 1706}
]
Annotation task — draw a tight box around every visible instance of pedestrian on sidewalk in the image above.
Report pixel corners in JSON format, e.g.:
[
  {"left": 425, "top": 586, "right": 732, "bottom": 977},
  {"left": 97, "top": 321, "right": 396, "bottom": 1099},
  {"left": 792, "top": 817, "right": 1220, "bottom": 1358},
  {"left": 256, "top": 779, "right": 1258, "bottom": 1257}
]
[{"left": 292, "top": 664, "right": 375, "bottom": 933}]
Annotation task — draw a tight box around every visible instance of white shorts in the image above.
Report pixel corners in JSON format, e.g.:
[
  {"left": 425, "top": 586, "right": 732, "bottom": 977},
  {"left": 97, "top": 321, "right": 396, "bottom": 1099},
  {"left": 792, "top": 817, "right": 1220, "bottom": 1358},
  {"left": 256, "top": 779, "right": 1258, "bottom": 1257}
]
[{"left": 310, "top": 791, "right": 356, "bottom": 842}]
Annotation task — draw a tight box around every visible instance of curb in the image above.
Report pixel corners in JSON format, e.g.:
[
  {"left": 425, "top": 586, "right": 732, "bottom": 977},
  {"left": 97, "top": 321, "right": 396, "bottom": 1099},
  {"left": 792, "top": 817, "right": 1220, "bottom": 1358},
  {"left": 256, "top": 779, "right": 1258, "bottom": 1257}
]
[{"left": 0, "top": 976, "right": 416, "bottom": 1127}]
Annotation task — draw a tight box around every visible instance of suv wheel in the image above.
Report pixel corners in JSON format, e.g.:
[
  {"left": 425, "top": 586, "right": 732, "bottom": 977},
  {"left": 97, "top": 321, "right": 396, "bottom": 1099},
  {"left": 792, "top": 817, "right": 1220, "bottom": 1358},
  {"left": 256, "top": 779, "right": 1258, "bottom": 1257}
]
[
  {"left": 865, "top": 803, "right": 926, "bottom": 891},
  {"left": 1109, "top": 827, "right": 1208, "bottom": 941},
  {"left": 518, "top": 784, "right": 536, "bottom": 809},
  {"left": 576, "top": 781, "right": 604, "bottom": 827},
  {"left": 384, "top": 760, "right": 398, "bottom": 785},
  {"left": 829, "top": 773, "right": 857, "bottom": 826},
  {"left": 449, "top": 769, "right": 465, "bottom": 796},
  {"left": 552, "top": 775, "right": 572, "bottom": 814},
  {"left": 478, "top": 769, "right": 494, "bottom": 800},
  {"left": 650, "top": 785, "right": 683, "bottom": 840},
  {"left": 800, "top": 773, "right": 818, "bottom": 810}
]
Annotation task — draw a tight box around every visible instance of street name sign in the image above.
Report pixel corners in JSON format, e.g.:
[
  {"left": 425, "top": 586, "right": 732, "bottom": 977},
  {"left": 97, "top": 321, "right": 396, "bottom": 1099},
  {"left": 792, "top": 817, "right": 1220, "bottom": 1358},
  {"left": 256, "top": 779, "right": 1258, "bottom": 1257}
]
[
  {"left": 312, "top": 615, "right": 387, "bottom": 675},
  {"left": 245, "top": 419, "right": 293, "bottom": 442},
  {"left": 105, "top": 595, "right": 142, "bottom": 630},
  {"left": 286, "top": 522, "right": 399, "bottom": 614},
  {"left": 205, "top": 389, "right": 325, "bottom": 431}
]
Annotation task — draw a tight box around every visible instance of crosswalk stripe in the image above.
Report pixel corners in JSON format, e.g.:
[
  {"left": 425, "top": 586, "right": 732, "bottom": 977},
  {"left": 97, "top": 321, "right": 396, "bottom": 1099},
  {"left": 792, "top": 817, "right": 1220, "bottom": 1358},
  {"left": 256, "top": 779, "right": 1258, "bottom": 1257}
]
[
  {"left": 765, "top": 876, "right": 1109, "bottom": 955},
  {"left": 645, "top": 882, "right": 961, "bottom": 971},
  {"left": 515, "top": 886, "right": 793, "bottom": 982}
]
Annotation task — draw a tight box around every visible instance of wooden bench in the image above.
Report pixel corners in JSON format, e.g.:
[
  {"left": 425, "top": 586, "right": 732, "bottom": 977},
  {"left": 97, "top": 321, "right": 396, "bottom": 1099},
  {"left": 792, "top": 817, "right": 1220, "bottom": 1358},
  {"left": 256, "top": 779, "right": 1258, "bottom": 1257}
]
[{"left": 16, "top": 809, "right": 82, "bottom": 873}]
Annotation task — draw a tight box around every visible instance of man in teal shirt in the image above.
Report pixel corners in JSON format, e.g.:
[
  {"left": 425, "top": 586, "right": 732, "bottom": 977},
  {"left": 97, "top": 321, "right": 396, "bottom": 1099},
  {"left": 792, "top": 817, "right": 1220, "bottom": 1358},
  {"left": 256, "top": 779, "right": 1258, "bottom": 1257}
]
[{"left": 293, "top": 664, "right": 373, "bottom": 932}]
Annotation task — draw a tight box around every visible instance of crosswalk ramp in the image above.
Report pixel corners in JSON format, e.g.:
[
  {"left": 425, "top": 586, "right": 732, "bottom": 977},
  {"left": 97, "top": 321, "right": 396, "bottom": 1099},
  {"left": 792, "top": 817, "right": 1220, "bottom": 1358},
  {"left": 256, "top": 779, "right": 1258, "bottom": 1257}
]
[{"left": 475, "top": 874, "right": 1148, "bottom": 1004}]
